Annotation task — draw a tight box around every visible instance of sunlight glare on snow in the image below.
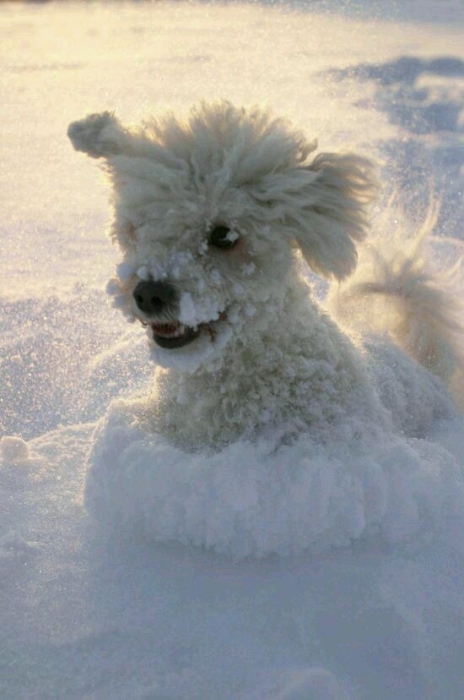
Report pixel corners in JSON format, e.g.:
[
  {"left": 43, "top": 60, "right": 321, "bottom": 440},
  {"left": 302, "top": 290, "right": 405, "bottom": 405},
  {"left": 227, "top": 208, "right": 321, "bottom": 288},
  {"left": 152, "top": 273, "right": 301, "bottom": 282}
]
[{"left": 2, "top": 1, "right": 463, "bottom": 297}]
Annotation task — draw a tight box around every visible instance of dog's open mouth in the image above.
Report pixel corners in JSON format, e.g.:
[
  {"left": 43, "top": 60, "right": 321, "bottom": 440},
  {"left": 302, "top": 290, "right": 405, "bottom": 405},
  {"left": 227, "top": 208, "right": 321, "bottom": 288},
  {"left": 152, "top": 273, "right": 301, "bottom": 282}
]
[
  {"left": 151, "top": 322, "right": 201, "bottom": 349},
  {"left": 145, "top": 312, "right": 227, "bottom": 349}
]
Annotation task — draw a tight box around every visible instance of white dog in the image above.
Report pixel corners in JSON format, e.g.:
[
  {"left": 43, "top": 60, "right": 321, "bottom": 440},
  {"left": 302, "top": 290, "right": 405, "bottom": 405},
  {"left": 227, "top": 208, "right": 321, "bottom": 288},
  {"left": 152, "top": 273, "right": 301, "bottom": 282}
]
[{"left": 68, "top": 102, "right": 463, "bottom": 554}]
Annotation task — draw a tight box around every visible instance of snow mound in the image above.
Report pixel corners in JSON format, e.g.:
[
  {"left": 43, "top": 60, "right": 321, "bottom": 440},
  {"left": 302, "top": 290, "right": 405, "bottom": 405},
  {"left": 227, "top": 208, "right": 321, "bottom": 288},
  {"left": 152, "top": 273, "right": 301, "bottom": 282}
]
[
  {"left": 85, "top": 399, "right": 464, "bottom": 558},
  {"left": 0, "top": 436, "right": 30, "bottom": 465}
]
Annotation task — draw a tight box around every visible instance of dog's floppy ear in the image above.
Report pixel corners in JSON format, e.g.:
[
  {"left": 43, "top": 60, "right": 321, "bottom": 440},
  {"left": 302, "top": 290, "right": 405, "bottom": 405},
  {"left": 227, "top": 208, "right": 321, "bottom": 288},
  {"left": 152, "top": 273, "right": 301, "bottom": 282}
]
[
  {"left": 293, "top": 153, "right": 378, "bottom": 280},
  {"left": 67, "top": 112, "right": 132, "bottom": 159}
]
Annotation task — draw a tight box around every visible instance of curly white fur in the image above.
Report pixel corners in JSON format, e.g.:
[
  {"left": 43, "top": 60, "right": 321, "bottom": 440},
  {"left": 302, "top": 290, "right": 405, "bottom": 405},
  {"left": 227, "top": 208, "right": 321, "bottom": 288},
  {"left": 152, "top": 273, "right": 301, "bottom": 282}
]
[
  {"left": 68, "top": 101, "right": 464, "bottom": 555},
  {"left": 328, "top": 205, "right": 464, "bottom": 386},
  {"left": 67, "top": 100, "right": 462, "bottom": 448}
]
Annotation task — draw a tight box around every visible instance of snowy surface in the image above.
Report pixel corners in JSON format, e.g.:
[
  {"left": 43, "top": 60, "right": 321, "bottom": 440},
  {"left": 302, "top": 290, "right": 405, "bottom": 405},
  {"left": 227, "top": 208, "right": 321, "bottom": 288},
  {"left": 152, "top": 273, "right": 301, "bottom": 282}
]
[{"left": 1, "top": 1, "right": 464, "bottom": 698}]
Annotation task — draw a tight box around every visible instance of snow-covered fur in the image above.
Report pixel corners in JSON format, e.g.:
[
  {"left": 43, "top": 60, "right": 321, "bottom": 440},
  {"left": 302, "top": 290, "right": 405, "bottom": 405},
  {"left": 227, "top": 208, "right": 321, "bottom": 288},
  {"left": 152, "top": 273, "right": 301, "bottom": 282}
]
[
  {"left": 328, "top": 208, "right": 464, "bottom": 385},
  {"left": 66, "top": 101, "right": 464, "bottom": 557},
  {"left": 68, "top": 101, "right": 463, "bottom": 452}
]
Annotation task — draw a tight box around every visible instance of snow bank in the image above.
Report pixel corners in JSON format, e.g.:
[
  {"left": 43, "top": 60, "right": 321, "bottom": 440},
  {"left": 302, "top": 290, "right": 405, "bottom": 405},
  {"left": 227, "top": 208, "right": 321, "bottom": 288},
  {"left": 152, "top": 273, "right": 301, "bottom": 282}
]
[
  {"left": 0, "top": 436, "right": 30, "bottom": 465},
  {"left": 85, "top": 399, "right": 464, "bottom": 558}
]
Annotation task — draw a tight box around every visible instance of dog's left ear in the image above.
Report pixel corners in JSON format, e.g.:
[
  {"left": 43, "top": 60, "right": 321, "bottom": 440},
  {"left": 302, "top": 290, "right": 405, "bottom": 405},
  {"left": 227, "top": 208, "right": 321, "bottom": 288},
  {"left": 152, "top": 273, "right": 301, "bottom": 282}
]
[
  {"left": 67, "top": 112, "right": 133, "bottom": 159},
  {"left": 292, "top": 153, "right": 378, "bottom": 280}
]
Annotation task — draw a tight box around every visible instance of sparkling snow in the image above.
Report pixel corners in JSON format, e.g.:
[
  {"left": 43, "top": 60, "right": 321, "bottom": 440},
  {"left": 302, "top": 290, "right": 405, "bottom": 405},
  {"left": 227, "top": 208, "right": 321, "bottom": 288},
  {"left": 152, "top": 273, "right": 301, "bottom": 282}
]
[{"left": 1, "top": 2, "right": 464, "bottom": 699}]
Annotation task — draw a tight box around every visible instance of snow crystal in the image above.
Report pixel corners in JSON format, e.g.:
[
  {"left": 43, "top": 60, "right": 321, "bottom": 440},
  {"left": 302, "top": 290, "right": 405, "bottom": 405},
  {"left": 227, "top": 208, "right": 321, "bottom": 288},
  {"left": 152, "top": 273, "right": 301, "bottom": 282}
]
[
  {"left": 178, "top": 292, "right": 197, "bottom": 326},
  {"left": 116, "top": 260, "right": 138, "bottom": 281},
  {"left": 135, "top": 265, "right": 149, "bottom": 281},
  {"left": 242, "top": 263, "right": 256, "bottom": 276}
]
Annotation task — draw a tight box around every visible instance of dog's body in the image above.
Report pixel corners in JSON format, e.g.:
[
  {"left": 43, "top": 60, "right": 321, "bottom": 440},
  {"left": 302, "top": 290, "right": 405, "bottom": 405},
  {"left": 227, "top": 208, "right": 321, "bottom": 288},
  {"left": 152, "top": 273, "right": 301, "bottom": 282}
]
[{"left": 68, "top": 102, "right": 462, "bottom": 453}]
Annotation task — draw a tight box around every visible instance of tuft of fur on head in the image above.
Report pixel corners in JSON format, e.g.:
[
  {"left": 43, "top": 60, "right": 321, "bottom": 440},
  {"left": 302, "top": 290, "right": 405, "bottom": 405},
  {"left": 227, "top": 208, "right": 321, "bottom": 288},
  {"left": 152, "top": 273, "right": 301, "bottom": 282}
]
[
  {"left": 328, "top": 203, "right": 464, "bottom": 392},
  {"left": 67, "top": 100, "right": 378, "bottom": 283}
]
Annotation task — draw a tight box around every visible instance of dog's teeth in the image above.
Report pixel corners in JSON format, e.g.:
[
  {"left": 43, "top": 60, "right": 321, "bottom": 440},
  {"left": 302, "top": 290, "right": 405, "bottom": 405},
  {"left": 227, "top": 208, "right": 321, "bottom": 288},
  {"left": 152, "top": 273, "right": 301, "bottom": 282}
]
[{"left": 151, "top": 321, "right": 191, "bottom": 338}]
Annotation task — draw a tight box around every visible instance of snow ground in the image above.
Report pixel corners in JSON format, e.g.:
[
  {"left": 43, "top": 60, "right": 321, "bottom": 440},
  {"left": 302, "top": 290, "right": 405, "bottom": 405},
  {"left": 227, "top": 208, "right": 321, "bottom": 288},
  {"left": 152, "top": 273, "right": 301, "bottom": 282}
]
[{"left": 1, "top": 1, "right": 464, "bottom": 698}]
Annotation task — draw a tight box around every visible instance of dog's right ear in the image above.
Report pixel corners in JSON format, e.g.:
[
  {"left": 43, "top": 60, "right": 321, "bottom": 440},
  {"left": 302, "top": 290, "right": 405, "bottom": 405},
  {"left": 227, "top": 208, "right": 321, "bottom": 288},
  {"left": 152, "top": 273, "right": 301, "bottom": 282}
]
[
  {"left": 67, "top": 112, "right": 132, "bottom": 159},
  {"left": 290, "top": 153, "right": 379, "bottom": 281}
]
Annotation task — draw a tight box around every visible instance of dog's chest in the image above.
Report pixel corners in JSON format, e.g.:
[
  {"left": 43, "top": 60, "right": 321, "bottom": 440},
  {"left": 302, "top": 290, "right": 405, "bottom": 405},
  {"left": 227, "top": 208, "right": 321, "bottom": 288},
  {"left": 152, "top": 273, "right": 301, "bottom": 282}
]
[{"left": 152, "top": 323, "right": 371, "bottom": 449}]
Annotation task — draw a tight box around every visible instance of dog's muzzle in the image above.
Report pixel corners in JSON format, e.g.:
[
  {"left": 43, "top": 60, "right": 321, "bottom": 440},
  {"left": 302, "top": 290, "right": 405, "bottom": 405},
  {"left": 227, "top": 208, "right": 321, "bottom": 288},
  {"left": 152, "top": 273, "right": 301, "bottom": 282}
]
[{"left": 133, "top": 280, "right": 206, "bottom": 349}]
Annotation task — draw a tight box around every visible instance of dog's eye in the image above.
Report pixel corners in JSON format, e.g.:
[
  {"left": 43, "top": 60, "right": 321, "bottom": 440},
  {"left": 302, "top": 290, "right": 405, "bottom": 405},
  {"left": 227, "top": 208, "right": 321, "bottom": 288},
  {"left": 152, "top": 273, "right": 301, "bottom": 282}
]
[{"left": 209, "top": 225, "right": 239, "bottom": 250}]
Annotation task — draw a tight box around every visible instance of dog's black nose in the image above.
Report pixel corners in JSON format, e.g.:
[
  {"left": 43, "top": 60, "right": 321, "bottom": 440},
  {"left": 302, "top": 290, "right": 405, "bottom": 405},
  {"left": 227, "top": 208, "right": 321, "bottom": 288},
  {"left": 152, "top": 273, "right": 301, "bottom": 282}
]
[{"left": 133, "top": 280, "right": 177, "bottom": 315}]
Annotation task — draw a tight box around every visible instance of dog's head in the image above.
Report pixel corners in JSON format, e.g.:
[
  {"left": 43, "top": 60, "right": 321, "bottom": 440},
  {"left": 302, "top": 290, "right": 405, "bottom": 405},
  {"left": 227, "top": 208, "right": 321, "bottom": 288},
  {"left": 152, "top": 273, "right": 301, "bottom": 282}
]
[{"left": 68, "top": 101, "right": 377, "bottom": 370}]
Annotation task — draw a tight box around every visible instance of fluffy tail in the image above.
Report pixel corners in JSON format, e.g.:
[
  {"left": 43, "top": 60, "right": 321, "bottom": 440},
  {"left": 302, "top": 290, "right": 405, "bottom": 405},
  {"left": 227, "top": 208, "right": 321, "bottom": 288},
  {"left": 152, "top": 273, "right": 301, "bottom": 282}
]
[{"left": 328, "top": 204, "right": 464, "bottom": 397}]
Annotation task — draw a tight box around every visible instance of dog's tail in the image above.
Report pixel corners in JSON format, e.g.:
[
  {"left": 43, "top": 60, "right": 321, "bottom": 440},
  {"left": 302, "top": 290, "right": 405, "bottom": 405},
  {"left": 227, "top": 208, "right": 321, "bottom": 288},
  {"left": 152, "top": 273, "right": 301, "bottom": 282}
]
[{"left": 328, "top": 202, "right": 464, "bottom": 402}]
